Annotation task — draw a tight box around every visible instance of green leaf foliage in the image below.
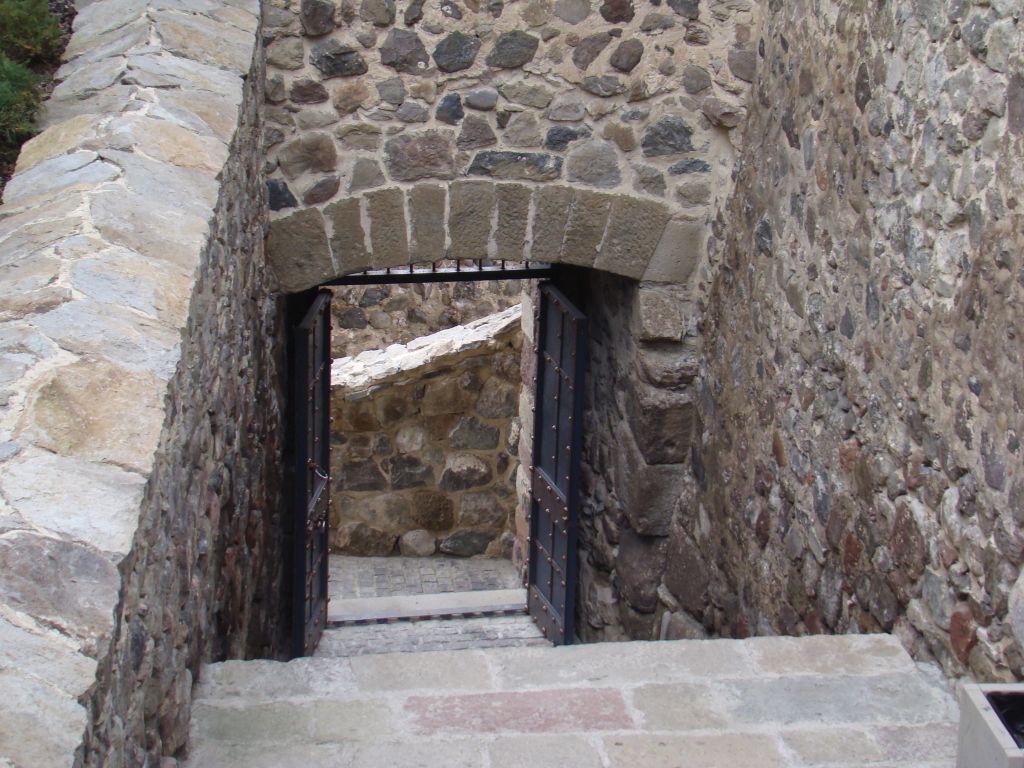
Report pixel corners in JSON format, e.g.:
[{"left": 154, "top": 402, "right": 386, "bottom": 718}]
[
  {"left": 0, "top": 0, "right": 63, "bottom": 65},
  {"left": 0, "top": 53, "right": 40, "bottom": 153}
]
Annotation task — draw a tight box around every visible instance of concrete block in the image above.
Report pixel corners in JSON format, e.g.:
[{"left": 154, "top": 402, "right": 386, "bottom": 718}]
[{"left": 958, "top": 683, "right": 1024, "bottom": 768}]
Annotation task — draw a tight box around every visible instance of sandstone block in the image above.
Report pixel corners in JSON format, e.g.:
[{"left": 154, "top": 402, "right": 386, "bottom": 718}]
[
  {"left": 468, "top": 151, "right": 562, "bottom": 181},
  {"left": 267, "top": 208, "right": 333, "bottom": 291},
  {"left": 617, "top": 528, "right": 668, "bottom": 613},
  {"left": 529, "top": 185, "right": 573, "bottom": 264},
  {"left": 277, "top": 133, "right": 337, "bottom": 179},
  {"left": 366, "top": 188, "right": 410, "bottom": 269},
  {"left": 644, "top": 218, "right": 704, "bottom": 284},
  {"left": 347, "top": 159, "right": 384, "bottom": 193},
  {"left": 560, "top": 189, "right": 612, "bottom": 268},
  {"left": 326, "top": 198, "right": 371, "bottom": 276},
  {"left": 594, "top": 196, "right": 671, "bottom": 278},
  {"left": 494, "top": 184, "right": 531, "bottom": 261},
  {"left": 449, "top": 180, "right": 495, "bottom": 260},
  {"left": 408, "top": 185, "right": 447, "bottom": 262}
]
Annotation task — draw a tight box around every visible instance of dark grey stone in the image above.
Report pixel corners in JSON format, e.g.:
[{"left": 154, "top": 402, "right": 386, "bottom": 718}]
[
  {"left": 681, "top": 64, "right": 711, "bottom": 93},
  {"left": 302, "top": 176, "right": 340, "bottom": 205},
  {"left": 301, "top": 0, "right": 336, "bottom": 35},
  {"left": 441, "top": 0, "right": 463, "bottom": 18},
  {"left": 468, "top": 151, "right": 563, "bottom": 181},
  {"left": 449, "top": 416, "right": 500, "bottom": 449},
  {"left": 267, "top": 180, "right": 297, "bottom": 211},
  {"left": 668, "top": 158, "right": 710, "bottom": 174},
  {"left": 486, "top": 31, "right": 540, "bottom": 68},
  {"left": 396, "top": 101, "right": 429, "bottom": 122},
  {"left": 411, "top": 490, "right": 456, "bottom": 530},
  {"left": 666, "top": 0, "right": 698, "bottom": 19},
  {"left": 554, "top": 0, "right": 589, "bottom": 23},
  {"left": 439, "top": 456, "right": 493, "bottom": 490},
  {"left": 581, "top": 75, "right": 626, "bottom": 97},
  {"left": 339, "top": 458, "right": 387, "bottom": 491},
  {"left": 289, "top": 78, "right": 329, "bottom": 104},
  {"left": 572, "top": 32, "right": 612, "bottom": 70},
  {"left": 310, "top": 39, "right": 369, "bottom": 77},
  {"left": 544, "top": 125, "right": 592, "bottom": 151},
  {"left": 640, "top": 11, "right": 674, "bottom": 30},
  {"left": 727, "top": 47, "right": 757, "bottom": 82},
  {"left": 389, "top": 454, "right": 435, "bottom": 489},
  {"left": 337, "top": 307, "right": 367, "bottom": 329},
  {"left": 436, "top": 93, "right": 464, "bottom": 124},
  {"left": 641, "top": 116, "right": 694, "bottom": 156},
  {"left": 404, "top": 0, "right": 425, "bottom": 24},
  {"left": 377, "top": 77, "right": 406, "bottom": 105},
  {"left": 359, "top": 0, "right": 395, "bottom": 26},
  {"left": 380, "top": 29, "right": 430, "bottom": 73},
  {"left": 457, "top": 116, "right": 497, "bottom": 149},
  {"left": 599, "top": 0, "right": 634, "bottom": 22},
  {"left": 633, "top": 164, "right": 665, "bottom": 196},
  {"left": 610, "top": 39, "right": 643, "bottom": 72},
  {"left": 440, "top": 530, "right": 494, "bottom": 557},
  {"left": 663, "top": 528, "right": 708, "bottom": 613},
  {"left": 465, "top": 87, "right": 499, "bottom": 110},
  {"left": 433, "top": 31, "right": 481, "bottom": 72}
]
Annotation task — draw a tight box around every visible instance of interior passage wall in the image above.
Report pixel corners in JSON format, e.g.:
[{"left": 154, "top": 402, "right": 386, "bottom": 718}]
[
  {"left": 692, "top": 0, "right": 1024, "bottom": 679},
  {"left": 332, "top": 308, "right": 521, "bottom": 558},
  {"left": 78, "top": 42, "right": 290, "bottom": 766},
  {"left": 329, "top": 279, "right": 522, "bottom": 357}
]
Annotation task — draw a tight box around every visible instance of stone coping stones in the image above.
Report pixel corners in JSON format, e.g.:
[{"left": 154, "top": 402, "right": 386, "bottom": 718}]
[{"left": 332, "top": 304, "right": 523, "bottom": 393}]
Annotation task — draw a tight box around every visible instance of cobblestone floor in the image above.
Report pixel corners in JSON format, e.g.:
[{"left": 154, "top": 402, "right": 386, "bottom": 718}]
[
  {"left": 328, "top": 555, "right": 521, "bottom": 600},
  {"left": 186, "top": 634, "right": 959, "bottom": 768}
]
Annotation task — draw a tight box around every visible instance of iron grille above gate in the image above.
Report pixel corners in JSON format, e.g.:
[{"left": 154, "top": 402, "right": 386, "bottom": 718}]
[{"left": 324, "top": 259, "right": 552, "bottom": 286}]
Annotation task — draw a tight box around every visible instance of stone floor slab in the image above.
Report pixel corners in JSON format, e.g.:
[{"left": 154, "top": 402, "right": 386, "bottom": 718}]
[
  {"left": 349, "top": 648, "right": 494, "bottom": 692},
  {"left": 630, "top": 682, "right": 730, "bottom": 731},
  {"left": 328, "top": 588, "right": 526, "bottom": 623},
  {"left": 348, "top": 740, "right": 485, "bottom": 768},
  {"left": 747, "top": 634, "right": 915, "bottom": 677},
  {"left": 488, "top": 735, "right": 604, "bottom": 768},
  {"left": 329, "top": 555, "right": 520, "bottom": 600},
  {"left": 405, "top": 687, "right": 634, "bottom": 735},
  {"left": 603, "top": 733, "right": 788, "bottom": 768}
]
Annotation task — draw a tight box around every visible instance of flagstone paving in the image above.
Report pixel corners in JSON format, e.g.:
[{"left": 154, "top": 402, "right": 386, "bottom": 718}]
[
  {"left": 184, "top": 634, "right": 959, "bottom": 768},
  {"left": 329, "top": 555, "right": 521, "bottom": 600}
]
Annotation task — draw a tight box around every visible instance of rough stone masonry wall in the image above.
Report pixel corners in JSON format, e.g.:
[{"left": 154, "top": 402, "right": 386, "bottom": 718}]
[
  {"left": 260, "top": 0, "right": 761, "bottom": 291},
  {"left": 690, "top": 0, "right": 1024, "bottom": 681},
  {"left": 329, "top": 278, "right": 522, "bottom": 357},
  {"left": 332, "top": 306, "right": 522, "bottom": 558},
  {"left": 0, "top": 0, "right": 282, "bottom": 764}
]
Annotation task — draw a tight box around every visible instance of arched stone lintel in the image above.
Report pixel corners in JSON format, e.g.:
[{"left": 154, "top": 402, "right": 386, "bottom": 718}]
[{"left": 266, "top": 182, "right": 706, "bottom": 293}]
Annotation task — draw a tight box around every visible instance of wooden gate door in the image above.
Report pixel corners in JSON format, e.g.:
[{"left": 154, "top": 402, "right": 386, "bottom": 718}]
[
  {"left": 289, "top": 289, "right": 332, "bottom": 657},
  {"left": 528, "top": 281, "right": 587, "bottom": 645}
]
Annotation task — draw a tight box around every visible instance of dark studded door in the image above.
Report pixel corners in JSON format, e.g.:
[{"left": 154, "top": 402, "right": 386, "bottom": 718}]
[
  {"left": 289, "top": 289, "right": 332, "bottom": 658},
  {"left": 528, "top": 281, "right": 587, "bottom": 645}
]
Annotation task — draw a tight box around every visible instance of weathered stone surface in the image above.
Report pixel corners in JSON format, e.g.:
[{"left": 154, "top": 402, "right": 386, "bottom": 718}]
[
  {"left": 449, "top": 180, "right": 495, "bottom": 259},
  {"left": 411, "top": 490, "right": 457, "bottom": 530},
  {"left": 349, "top": 159, "right": 385, "bottom": 192},
  {"left": 502, "top": 112, "right": 543, "bottom": 147},
  {"left": 290, "top": 78, "right": 330, "bottom": 104},
  {"left": 376, "top": 77, "right": 406, "bottom": 105},
  {"left": 495, "top": 183, "right": 531, "bottom": 261},
  {"left": 301, "top": 0, "right": 336, "bottom": 35},
  {"left": 268, "top": 208, "right": 333, "bottom": 292},
  {"left": 610, "top": 40, "right": 643, "bottom": 72},
  {"left": 581, "top": 75, "right": 626, "bottom": 97},
  {"left": 727, "top": 47, "right": 756, "bottom": 82},
  {"left": 433, "top": 31, "right": 481, "bottom": 72},
  {"left": 326, "top": 198, "right": 372, "bottom": 274},
  {"left": 278, "top": 133, "right": 338, "bottom": 179},
  {"left": 554, "top": 0, "right": 589, "bottom": 23},
  {"left": 701, "top": 97, "right": 744, "bottom": 127},
  {"left": 468, "top": 151, "right": 562, "bottom": 181},
  {"left": 599, "top": 0, "right": 634, "bottom": 23},
  {"left": 465, "top": 87, "right": 499, "bottom": 110},
  {"left": 618, "top": 529, "right": 668, "bottom": 613},
  {"left": 545, "top": 93, "right": 586, "bottom": 121},
  {"left": 367, "top": 187, "right": 410, "bottom": 268},
  {"left": 529, "top": 185, "right": 573, "bottom": 264},
  {"left": 459, "top": 490, "right": 508, "bottom": 529},
  {"left": 566, "top": 140, "right": 621, "bottom": 188},
  {"left": 486, "top": 31, "right": 539, "bottom": 68},
  {"left": 380, "top": 29, "right": 430, "bottom": 73},
  {"left": 457, "top": 116, "right": 498, "bottom": 149},
  {"left": 572, "top": 32, "right": 612, "bottom": 70},
  {"left": 641, "top": 116, "right": 694, "bottom": 157},
  {"left": 440, "top": 455, "right": 494, "bottom": 491},
  {"left": 440, "top": 530, "right": 495, "bottom": 556},
  {"left": 436, "top": 93, "right": 465, "bottom": 124},
  {"left": 304, "top": 175, "right": 341, "bottom": 204},
  {"left": 666, "top": 0, "right": 699, "bottom": 19},
  {"left": 499, "top": 81, "right": 554, "bottom": 108},
  {"left": 595, "top": 196, "right": 671, "bottom": 278},
  {"left": 360, "top": 0, "right": 395, "bottom": 26},
  {"left": 408, "top": 185, "right": 447, "bottom": 261},
  {"left": 399, "top": 529, "right": 437, "bottom": 556},
  {"left": 336, "top": 522, "right": 397, "bottom": 555},
  {"left": 561, "top": 189, "right": 613, "bottom": 267},
  {"left": 450, "top": 416, "right": 500, "bottom": 450},
  {"left": 310, "top": 39, "right": 369, "bottom": 77},
  {"left": 545, "top": 125, "right": 591, "bottom": 151},
  {"left": 384, "top": 130, "right": 455, "bottom": 181},
  {"left": 395, "top": 101, "right": 430, "bottom": 122}
]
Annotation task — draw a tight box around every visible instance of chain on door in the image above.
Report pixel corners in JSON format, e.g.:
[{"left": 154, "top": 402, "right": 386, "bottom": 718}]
[
  {"left": 527, "top": 281, "right": 587, "bottom": 645},
  {"left": 289, "top": 289, "right": 332, "bottom": 657}
]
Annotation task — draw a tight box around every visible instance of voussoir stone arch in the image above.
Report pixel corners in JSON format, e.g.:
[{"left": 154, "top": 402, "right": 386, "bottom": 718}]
[{"left": 266, "top": 180, "right": 706, "bottom": 292}]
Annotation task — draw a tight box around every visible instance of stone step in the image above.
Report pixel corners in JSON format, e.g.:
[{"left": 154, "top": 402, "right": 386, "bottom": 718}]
[
  {"left": 328, "top": 587, "right": 527, "bottom": 623},
  {"left": 318, "top": 613, "right": 547, "bottom": 657},
  {"left": 185, "top": 634, "right": 960, "bottom": 768}
]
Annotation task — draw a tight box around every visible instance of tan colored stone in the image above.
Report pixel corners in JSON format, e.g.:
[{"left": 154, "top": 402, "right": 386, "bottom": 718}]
[
  {"left": 594, "top": 196, "right": 671, "bottom": 279},
  {"left": 14, "top": 115, "right": 99, "bottom": 173},
  {"left": 449, "top": 180, "right": 495, "bottom": 261},
  {"left": 21, "top": 357, "right": 164, "bottom": 474},
  {"left": 326, "top": 197, "right": 371, "bottom": 275},
  {"left": 267, "top": 207, "right": 333, "bottom": 292},
  {"left": 494, "top": 184, "right": 531, "bottom": 262},
  {"left": 643, "top": 217, "right": 705, "bottom": 284},
  {"left": 561, "top": 189, "right": 612, "bottom": 268},
  {"left": 528, "top": 185, "right": 572, "bottom": 265},
  {"left": 366, "top": 187, "right": 409, "bottom": 269},
  {"left": 604, "top": 734, "right": 786, "bottom": 767},
  {"left": 408, "top": 185, "right": 446, "bottom": 263},
  {"left": 334, "top": 80, "right": 373, "bottom": 114}
]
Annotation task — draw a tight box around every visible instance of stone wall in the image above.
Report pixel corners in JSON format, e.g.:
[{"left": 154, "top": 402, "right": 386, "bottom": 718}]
[
  {"left": 687, "top": 0, "right": 1024, "bottom": 681},
  {"left": 0, "top": 0, "right": 285, "bottom": 764},
  {"left": 260, "top": 0, "right": 760, "bottom": 290},
  {"left": 329, "top": 279, "right": 522, "bottom": 357},
  {"left": 332, "top": 306, "right": 521, "bottom": 558}
]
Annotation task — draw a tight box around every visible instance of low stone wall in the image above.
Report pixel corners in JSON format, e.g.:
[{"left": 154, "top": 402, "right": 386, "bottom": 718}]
[
  {"left": 332, "top": 306, "right": 522, "bottom": 558},
  {"left": 330, "top": 279, "right": 522, "bottom": 357},
  {"left": 0, "top": 0, "right": 283, "bottom": 764}
]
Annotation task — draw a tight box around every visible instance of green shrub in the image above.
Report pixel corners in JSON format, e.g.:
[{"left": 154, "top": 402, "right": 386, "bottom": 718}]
[
  {"left": 0, "top": 0, "right": 62, "bottom": 65},
  {"left": 0, "top": 53, "right": 40, "bottom": 151}
]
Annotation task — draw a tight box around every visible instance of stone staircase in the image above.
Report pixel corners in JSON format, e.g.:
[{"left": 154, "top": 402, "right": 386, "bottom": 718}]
[{"left": 183, "top": 634, "right": 960, "bottom": 768}]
